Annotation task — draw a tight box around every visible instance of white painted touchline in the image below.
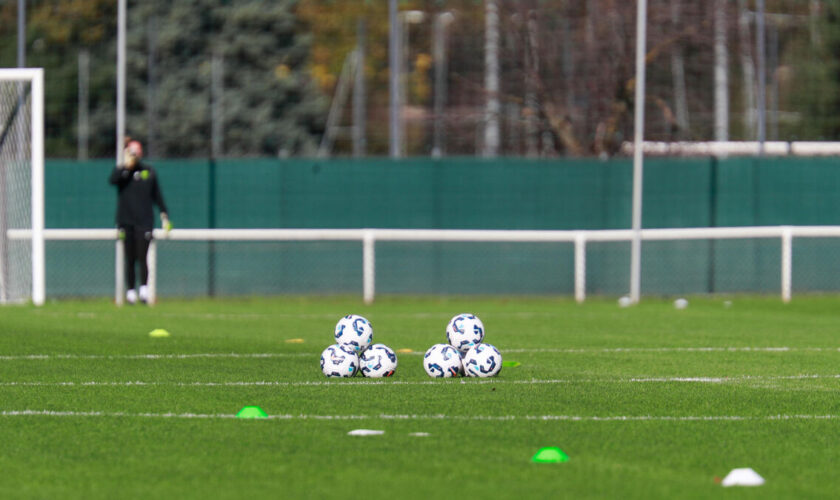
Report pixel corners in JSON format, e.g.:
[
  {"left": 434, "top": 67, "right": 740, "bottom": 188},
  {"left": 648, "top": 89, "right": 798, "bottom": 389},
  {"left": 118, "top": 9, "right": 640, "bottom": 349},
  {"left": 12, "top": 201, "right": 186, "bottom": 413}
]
[
  {"left": 32, "top": 311, "right": 605, "bottom": 321},
  {"left": 503, "top": 347, "right": 838, "bottom": 353},
  {"left": 0, "top": 410, "right": 838, "bottom": 422},
  {"left": 0, "top": 374, "right": 837, "bottom": 388},
  {"left": 0, "top": 353, "right": 312, "bottom": 361},
  {"left": 0, "top": 347, "right": 837, "bottom": 361}
]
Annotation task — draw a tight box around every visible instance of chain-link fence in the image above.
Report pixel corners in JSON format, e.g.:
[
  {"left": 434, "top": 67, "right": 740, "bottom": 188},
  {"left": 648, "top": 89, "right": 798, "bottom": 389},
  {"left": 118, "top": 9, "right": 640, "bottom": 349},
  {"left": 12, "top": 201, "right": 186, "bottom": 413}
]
[
  {"left": 39, "top": 231, "right": 840, "bottom": 299},
  {"left": 0, "top": 1, "right": 835, "bottom": 159},
  {"left": 31, "top": 154, "right": 840, "bottom": 299}
]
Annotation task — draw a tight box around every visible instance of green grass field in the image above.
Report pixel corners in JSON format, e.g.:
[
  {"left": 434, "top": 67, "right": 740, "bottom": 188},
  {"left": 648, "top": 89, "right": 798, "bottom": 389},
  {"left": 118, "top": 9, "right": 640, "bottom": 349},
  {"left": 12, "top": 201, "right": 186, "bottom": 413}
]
[{"left": 1, "top": 295, "right": 839, "bottom": 499}]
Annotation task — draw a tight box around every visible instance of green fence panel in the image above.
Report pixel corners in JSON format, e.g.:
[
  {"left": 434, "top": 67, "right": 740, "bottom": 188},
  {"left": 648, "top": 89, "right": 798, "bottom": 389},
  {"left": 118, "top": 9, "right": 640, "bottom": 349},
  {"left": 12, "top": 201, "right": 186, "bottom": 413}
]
[
  {"left": 153, "top": 159, "right": 212, "bottom": 229},
  {"left": 46, "top": 159, "right": 114, "bottom": 228},
  {"left": 41, "top": 156, "right": 840, "bottom": 297},
  {"left": 756, "top": 157, "right": 840, "bottom": 225},
  {"left": 212, "top": 158, "right": 638, "bottom": 229},
  {"left": 642, "top": 158, "right": 713, "bottom": 228}
]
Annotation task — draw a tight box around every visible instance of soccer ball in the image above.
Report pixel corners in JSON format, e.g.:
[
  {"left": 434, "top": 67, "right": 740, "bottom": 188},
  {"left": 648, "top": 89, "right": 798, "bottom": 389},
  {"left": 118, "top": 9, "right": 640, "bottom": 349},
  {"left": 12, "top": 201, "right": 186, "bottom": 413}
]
[
  {"left": 359, "top": 343, "right": 398, "bottom": 378},
  {"left": 446, "top": 313, "right": 485, "bottom": 353},
  {"left": 320, "top": 344, "right": 359, "bottom": 378},
  {"left": 463, "top": 343, "right": 502, "bottom": 378},
  {"left": 334, "top": 314, "right": 373, "bottom": 354},
  {"left": 423, "top": 343, "right": 463, "bottom": 378}
]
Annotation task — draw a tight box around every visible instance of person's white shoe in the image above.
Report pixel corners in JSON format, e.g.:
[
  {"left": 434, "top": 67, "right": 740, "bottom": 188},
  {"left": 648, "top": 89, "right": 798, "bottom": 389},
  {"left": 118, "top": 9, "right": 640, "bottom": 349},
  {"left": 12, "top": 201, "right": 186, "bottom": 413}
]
[
  {"left": 126, "top": 289, "right": 138, "bottom": 305},
  {"left": 139, "top": 285, "right": 149, "bottom": 304}
]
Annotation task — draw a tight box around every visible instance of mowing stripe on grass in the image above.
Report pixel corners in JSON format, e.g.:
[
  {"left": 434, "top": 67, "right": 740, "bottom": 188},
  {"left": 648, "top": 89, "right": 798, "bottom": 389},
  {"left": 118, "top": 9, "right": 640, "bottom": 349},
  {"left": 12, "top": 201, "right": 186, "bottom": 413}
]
[
  {"left": 1, "top": 347, "right": 840, "bottom": 361},
  {"left": 0, "top": 374, "right": 838, "bottom": 387},
  {"left": 1, "top": 410, "right": 839, "bottom": 422}
]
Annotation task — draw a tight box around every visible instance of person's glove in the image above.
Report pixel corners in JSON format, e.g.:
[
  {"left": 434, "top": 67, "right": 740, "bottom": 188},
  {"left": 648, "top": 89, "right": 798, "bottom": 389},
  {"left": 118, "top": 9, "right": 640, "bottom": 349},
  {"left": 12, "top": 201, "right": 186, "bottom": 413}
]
[{"left": 161, "top": 213, "right": 172, "bottom": 234}]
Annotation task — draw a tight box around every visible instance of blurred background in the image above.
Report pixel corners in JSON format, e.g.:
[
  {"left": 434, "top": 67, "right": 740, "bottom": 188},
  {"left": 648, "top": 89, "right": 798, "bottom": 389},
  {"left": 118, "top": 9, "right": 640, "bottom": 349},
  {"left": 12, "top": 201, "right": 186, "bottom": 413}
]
[
  {"left": 3, "top": 1, "right": 840, "bottom": 300},
  {"left": 0, "top": 0, "right": 837, "bottom": 159}
]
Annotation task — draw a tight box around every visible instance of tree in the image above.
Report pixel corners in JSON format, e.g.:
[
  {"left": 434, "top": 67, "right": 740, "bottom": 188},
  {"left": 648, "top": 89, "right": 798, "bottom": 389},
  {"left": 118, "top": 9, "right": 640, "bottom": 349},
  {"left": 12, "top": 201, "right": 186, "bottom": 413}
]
[
  {"left": 787, "top": 0, "right": 840, "bottom": 140},
  {"left": 118, "top": 0, "right": 325, "bottom": 157},
  {"left": 0, "top": 0, "right": 117, "bottom": 157},
  {"left": 0, "top": 0, "right": 325, "bottom": 158}
]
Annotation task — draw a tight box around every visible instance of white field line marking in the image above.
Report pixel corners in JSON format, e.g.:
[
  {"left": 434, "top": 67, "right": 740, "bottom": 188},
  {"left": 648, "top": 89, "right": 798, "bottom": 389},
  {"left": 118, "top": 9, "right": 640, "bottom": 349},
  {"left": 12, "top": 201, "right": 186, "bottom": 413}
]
[
  {"left": 0, "top": 353, "right": 312, "bottom": 361},
  {"left": 503, "top": 347, "right": 840, "bottom": 353},
  {"left": 1, "top": 347, "right": 838, "bottom": 361},
  {"left": 409, "top": 347, "right": 840, "bottom": 354},
  {"left": 34, "top": 311, "right": 575, "bottom": 321},
  {"left": 1, "top": 374, "right": 838, "bottom": 388},
  {"left": 1, "top": 410, "right": 838, "bottom": 422}
]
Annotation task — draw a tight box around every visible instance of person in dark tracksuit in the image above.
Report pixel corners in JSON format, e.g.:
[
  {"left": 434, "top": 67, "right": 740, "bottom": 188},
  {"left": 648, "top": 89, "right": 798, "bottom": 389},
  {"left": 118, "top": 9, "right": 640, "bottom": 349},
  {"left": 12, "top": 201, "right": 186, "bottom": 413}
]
[{"left": 108, "top": 140, "right": 170, "bottom": 304}]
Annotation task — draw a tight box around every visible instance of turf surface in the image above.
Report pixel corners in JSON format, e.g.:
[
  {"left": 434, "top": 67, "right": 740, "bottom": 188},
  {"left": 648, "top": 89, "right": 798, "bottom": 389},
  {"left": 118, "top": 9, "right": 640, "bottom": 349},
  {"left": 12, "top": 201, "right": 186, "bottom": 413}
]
[{"left": 1, "top": 295, "right": 838, "bottom": 499}]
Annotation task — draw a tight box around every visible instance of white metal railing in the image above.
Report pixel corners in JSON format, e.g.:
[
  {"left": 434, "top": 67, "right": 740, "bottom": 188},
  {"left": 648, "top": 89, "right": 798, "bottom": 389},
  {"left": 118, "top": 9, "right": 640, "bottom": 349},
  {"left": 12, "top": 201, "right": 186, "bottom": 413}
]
[
  {"left": 9, "top": 225, "right": 840, "bottom": 305},
  {"left": 621, "top": 140, "right": 840, "bottom": 157}
]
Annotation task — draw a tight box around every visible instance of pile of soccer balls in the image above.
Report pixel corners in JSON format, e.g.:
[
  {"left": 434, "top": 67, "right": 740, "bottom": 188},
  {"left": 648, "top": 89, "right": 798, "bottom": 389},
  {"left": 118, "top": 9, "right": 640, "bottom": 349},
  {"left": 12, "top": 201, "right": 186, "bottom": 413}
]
[
  {"left": 423, "top": 313, "right": 502, "bottom": 378},
  {"left": 320, "top": 314, "right": 398, "bottom": 378},
  {"left": 320, "top": 313, "right": 502, "bottom": 379}
]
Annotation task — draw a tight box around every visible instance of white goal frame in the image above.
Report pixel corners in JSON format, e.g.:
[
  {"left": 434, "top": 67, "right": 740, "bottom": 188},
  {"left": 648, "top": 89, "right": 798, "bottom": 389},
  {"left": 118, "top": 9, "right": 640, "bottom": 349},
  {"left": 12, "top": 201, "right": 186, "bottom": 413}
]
[
  {"left": 7, "top": 225, "right": 840, "bottom": 305},
  {"left": 0, "top": 68, "right": 45, "bottom": 305}
]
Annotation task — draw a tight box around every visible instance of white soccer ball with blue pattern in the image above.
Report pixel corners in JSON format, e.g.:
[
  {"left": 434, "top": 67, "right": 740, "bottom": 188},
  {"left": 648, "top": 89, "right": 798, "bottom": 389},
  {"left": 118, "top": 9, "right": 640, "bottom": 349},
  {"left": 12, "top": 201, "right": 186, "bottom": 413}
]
[
  {"left": 360, "top": 343, "right": 398, "bottom": 378},
  {"left": 320, "top": 343, "right": 359, "bottom": 378},
  {"left": 463, "top": 343, "right": 502, "bottom": 378},
  {"left": 423, "top": 343, "right": 463, "bottom": 378},
  {"left": 446, "top": 313, "right": 485, "bottom": 353},
  {"left": 334, "top": 314, "right": 373, "bottom": 354}
]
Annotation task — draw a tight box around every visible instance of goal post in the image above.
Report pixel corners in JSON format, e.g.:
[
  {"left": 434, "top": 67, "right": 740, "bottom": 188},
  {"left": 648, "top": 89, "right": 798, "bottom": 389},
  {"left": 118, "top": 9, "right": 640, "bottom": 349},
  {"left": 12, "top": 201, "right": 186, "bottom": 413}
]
[{"left": 0, "top": 68, "right": 45, "bottom": 305}]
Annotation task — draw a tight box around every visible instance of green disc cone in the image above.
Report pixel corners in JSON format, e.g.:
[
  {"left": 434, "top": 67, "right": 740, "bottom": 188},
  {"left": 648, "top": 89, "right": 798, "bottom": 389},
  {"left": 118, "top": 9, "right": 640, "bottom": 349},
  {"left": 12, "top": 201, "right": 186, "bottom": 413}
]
[
  {"left": 236, "top": 406, "right": 268, "bottom": 418},
  {"left": 531, "top": 447, "right": 569, "bottom": 463},
  {"left": 502, "top": 361, "right": 521, "bottom": 368}
]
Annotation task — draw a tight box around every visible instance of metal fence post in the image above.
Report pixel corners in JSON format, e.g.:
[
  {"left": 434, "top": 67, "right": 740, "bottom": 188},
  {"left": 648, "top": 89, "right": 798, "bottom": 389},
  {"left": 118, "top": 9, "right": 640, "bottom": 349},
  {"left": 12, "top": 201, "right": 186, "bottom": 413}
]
[
  {"left": 574, "top": 232, "right": 586, "bottom": 303},
  {"left": 115, "top": 238, "right": 124, "bottom": 305},
  {"left": 363, "top": 230, "right": 375, "bottom": 304},
  {"left": 781, "top": 227, "right": 792, "bottom": 303},
  {"left": 148, "top": 239, "right": 157, "bottom": 305}
]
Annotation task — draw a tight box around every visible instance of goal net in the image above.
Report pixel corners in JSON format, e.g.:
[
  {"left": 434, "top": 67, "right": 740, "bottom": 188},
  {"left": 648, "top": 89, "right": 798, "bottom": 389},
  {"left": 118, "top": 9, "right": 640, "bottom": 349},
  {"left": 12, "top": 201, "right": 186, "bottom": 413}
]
[{"left": 0, "top": 69, "right": 44, "bottom": 305}]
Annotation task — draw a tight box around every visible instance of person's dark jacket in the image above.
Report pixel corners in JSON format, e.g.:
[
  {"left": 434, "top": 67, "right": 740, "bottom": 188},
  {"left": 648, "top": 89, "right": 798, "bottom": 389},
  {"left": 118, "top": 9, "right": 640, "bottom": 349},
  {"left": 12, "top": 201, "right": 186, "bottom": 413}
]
[{"left": 108, "top": 162, "right": 168, "bottom": 229}]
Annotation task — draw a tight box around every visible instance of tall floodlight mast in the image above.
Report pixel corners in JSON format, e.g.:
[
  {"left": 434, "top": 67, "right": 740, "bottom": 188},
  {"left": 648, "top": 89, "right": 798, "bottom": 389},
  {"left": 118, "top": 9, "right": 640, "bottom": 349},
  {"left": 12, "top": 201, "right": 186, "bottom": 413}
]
[
  {"left": 483, "top": 0, "right": 500, "bottom": 157},
  {"left": 389, "top": 0, "right": 401, "bottom": 158},
  {"left": 630, "top": 0, "right": 648, "bottom": 304},
  {"left": 115, "top": 0, "right": 127, "bottom": 305},
  {"left": 714, "top": 0, "right": 729, "bottom": 142},
  {"left": 756, "top": 0, "right": 767, "bottom": 156}
]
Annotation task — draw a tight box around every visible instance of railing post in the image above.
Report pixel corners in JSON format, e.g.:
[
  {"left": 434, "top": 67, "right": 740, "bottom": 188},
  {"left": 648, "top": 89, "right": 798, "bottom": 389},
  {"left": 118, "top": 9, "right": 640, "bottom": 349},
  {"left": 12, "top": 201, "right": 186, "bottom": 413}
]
[
  {"left": 147, "top": 239, "right": 157, "bottom": 305},
  {"left": 781, "top": 226, "right": 792, "bottom": 303},
  {"left": 363, "top": 230, "right": 375, "bottom": 304},
  {"left": 574, "top": 232, "right": 586, "bottom": 303},
  {"left": 115, "top": 238, "right": 124, "bottom": 306}
]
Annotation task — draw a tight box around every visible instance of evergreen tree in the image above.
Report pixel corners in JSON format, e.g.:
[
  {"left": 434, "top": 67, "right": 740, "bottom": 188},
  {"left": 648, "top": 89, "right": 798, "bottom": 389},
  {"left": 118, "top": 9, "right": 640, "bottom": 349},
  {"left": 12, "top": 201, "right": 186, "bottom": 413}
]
[
  {"left": 788, "top": 0, "right": 840, "bottom": 140},
  {"left": 116, "top": 0, "right": 326, "bottom": 157}
]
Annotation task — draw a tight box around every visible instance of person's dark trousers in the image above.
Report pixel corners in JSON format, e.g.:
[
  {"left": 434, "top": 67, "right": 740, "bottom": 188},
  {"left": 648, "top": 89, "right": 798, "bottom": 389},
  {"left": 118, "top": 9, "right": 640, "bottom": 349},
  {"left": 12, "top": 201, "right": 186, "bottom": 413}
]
[{"left": 120, "top": 226, "right": 152, "bottom": 290}]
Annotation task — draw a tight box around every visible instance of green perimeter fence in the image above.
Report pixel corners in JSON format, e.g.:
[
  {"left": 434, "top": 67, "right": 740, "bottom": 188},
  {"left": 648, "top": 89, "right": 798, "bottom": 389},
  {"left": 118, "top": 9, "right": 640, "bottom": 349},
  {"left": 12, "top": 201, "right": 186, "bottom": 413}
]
[{"left": 44, "top": 157, "right": 840, "bottom": 298}]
